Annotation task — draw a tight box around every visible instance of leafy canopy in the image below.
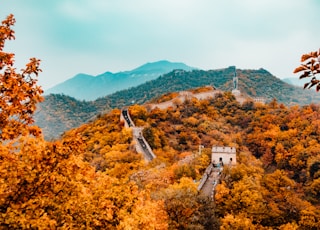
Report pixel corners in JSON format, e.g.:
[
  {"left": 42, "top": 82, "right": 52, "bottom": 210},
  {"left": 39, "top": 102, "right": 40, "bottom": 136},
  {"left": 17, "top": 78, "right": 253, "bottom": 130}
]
[{"left": 0, "top": 14, "right": 43, "bottom": 140}]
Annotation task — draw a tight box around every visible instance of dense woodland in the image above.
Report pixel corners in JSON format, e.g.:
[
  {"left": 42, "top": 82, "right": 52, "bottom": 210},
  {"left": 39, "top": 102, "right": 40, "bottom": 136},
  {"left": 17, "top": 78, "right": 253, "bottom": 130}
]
[
  {"left": 1, "top": 14, "right": 320, "bottom": 229},
  {"left": 7, "top": 90, "right": 320, "bottom": 229},
  {"left": 63, "top": 92, "right": 320, "bottom": 229}
]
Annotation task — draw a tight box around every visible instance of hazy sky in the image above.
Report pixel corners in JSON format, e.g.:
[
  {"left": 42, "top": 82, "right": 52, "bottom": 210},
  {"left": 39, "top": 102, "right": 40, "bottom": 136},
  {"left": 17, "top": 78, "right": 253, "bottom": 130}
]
[{"left": 1, "top": 0, "right": 319, "bottom": 90}]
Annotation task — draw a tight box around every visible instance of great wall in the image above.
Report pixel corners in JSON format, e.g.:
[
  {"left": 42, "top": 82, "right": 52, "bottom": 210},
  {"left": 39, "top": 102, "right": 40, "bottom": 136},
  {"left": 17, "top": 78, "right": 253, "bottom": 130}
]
[
  {"left": 120, "top": 88, "right": 237, "bottom": 198},
  {"left": 119, "top": 67, "right": 269, "bottom": 198},
  {"left": 119, "top": 67, "right": 266, "bottom": 198}
]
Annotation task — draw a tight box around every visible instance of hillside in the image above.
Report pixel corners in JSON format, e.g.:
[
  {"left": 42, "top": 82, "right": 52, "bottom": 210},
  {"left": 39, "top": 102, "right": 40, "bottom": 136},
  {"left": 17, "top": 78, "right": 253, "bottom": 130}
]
[
  {"left": 96, "top": 67, "right": 320, "bottom": 108},
  {"left": 35, "top": 67, "right": 320, "bottom": 139},
  {"left": 45, "top": 60, "right": 196, "bottom": 101},
  {"left": 34, "top": 94, "right": 100, "bottom": 140},
  {"left": 59, "top": 91, "right": 320, "bottom": 229}
]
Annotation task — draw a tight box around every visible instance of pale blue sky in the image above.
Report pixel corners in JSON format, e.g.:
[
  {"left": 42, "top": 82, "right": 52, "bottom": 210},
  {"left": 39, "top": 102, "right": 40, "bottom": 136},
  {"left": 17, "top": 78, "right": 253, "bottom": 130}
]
[{"left": 1, "top": 0, "right": 319, "bottom": 90}]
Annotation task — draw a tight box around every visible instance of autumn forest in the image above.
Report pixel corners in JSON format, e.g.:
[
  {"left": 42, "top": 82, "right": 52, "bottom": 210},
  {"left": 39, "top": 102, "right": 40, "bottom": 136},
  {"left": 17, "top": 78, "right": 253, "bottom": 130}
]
[{"left": 1, "top": 14, "right": 320, "bottom": 229}]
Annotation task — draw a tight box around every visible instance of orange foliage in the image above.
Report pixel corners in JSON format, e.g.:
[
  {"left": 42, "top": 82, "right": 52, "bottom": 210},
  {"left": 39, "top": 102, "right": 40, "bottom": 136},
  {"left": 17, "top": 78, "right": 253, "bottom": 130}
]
[
  {"left": 0, "top": 14, "right": 43, "bottom": 140},
  {"left": 293, "top": 49, "right": 320, "bottom": 91}
]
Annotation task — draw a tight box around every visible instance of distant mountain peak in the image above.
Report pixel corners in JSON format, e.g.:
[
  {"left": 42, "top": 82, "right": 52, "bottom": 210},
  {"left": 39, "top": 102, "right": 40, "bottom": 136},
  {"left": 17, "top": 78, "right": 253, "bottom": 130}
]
[
  {"left": 45, "top": 60, "right": 197, "bottom": 101},
  {"left": 73, "top": 73, "right": 94, "bottom": 79},
  {"left": 127, "top": 60, "right": 194, "bottom": 73}
]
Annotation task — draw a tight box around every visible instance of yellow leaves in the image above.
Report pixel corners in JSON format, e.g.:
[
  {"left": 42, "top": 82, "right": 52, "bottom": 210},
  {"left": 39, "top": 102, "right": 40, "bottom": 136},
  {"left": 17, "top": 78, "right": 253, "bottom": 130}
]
[
  {"left": 118, "top": 194, "right": 168, "bottom": 230},
  {"left": 0, "top": 14, "right": 43, "bottom": 141},
  {"left": 267, "top": 201, "right": 282, "bottom": 218},
  {"left": 120, "top": 127, "right": 133, "bottom": 143},
  {"left": 228, "top": 161, "right": 264, "bottom": 184},
  {"left": 0, "top": 14, "right": 15, "bottom": 51},
  {"left": 130, "top": 165, "right": 174, "bottom": 192},
  {"left": 214, "top": 182, "right": 230, "bottom": 203},
  {"left": 263, "top": 170, "right": 295, "bottom": 192},
  {"left": 274, "top": 143, "right": 289, "bottom": 167},
  {"left": 298, "top": 206, "right": 320, "bottom": 229},
  {"left": 217, "top": 155, "right": 318, "bottom": 227},
  {"left": 93, "top": 180, "right": 169, "bottom": 229},
  {"left": 308, "top": 178, "right": 320, "bottom": 197},
  {"left": 22, "top": 58, "right": 42, "bottom": 76},
  {"left": 0, "top": 51, "right": 14, "bottom": 69},
  {"left": 128, "top": 104, "right": 147, "bottom": 126},
  {"left": 194, "top": 152, "right": 210, "bottom": 175},
  {"left": 182, "top": 116, "right": 199, "bottom": 127},
  {"left": 263, "top": 124, "right": 280, "bottom": 143},
  {"left": 142, "top": 126, "right": 164, "bottom": 149},
  {"left": 227, "top": 176, "right": 265, "bottom": 215},
  {"left": 278, "top": 222, "right": 299, "bottom": 230},
  {"left": 0, "top": 136, "right": 101, "bottom": 228},
  {"left": 220, "top": 213, "right": 257, "bottom": 230},
  {"left": 173, "top": 164, "right": 196, "bottom": 180},
  {"left": 153, "top": 177, "right": 216, "bottom": 229},
  {"left": 172, "top": 177, "right": 198, "bottom": 193}
]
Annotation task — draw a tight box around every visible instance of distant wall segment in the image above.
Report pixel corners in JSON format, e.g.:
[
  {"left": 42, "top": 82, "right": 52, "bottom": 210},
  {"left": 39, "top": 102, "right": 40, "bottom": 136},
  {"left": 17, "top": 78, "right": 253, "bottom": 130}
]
[{"left": 146, "top": 89, "right": 222, "bottom": 111}]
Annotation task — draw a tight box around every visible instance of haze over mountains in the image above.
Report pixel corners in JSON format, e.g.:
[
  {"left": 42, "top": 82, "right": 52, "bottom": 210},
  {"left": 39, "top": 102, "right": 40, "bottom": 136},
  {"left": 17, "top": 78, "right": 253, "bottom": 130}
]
[
  {"left": 45, "top": 60, "right": 196, "bottom": 101},
  {"left": 282, "top": 77, "right": 311, "bottom": 88},
  {"left": 35, "top": 65, "right": 320, "bottom": 140}
]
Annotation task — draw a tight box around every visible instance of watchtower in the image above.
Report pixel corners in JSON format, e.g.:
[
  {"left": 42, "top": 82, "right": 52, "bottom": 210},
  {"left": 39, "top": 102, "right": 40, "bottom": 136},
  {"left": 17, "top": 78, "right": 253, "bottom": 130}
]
[
  {"left": 231, "top": 66, "right": 241, "bottom": 96},
  {"left": 212, "top": 146, "right": 236, "bottom": 166}
]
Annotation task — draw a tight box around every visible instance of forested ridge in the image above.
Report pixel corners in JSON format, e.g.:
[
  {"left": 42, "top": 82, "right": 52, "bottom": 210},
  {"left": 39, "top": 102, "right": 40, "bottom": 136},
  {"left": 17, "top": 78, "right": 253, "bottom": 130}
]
[
  {"left": 36, "top": 67, "right": 320, "bottom": 139},
  {"left": 55, "top": 90, "right": 320, "bottom": 229},
  {"left": 3, "top": 86, "right": 320, "bottom": 228},
  {"left": 34, "top": 94, "right": 100, "bottom": 139}
]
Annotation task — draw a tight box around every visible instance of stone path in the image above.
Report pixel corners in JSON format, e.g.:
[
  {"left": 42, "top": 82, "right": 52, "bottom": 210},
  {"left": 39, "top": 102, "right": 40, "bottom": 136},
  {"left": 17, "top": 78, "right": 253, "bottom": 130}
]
[
  {"left": 199, "top": 167, "right": 222, "bottom": 199},
  {"left": 121, "top": 108, "right": 156, "bottom": 161}
]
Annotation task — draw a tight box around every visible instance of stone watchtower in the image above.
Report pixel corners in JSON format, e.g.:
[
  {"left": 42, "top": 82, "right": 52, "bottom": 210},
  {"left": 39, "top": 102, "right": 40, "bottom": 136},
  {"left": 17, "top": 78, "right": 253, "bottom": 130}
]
[
  {"left": 231, "top": 66, "right": 241, "bottom": 96},
  {"left": 211, "top": 146, "right": 236, "bottom": 166}
]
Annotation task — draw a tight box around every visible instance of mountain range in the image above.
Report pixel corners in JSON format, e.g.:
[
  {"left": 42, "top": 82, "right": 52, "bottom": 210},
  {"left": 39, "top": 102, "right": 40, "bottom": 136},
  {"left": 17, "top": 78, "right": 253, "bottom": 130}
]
[
  {"left": 35, "top": 65, "right": 320, "bottom": 140},
  {"left": 45, "top": 60, "right": 196, "bottom": 101},
  {"left": 282, "top": 77, "right": 311, "bottom": 88}
]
